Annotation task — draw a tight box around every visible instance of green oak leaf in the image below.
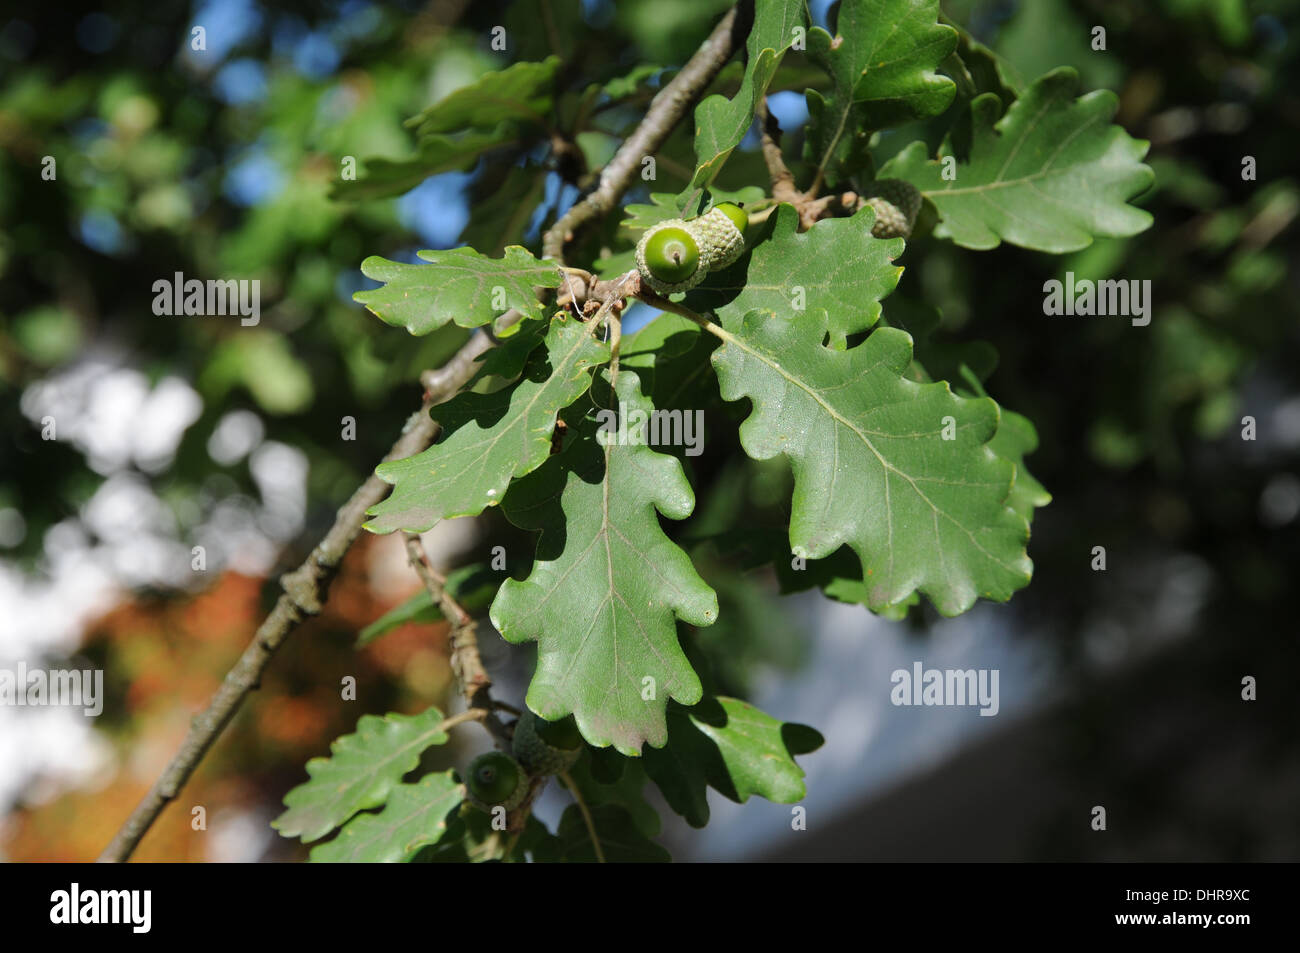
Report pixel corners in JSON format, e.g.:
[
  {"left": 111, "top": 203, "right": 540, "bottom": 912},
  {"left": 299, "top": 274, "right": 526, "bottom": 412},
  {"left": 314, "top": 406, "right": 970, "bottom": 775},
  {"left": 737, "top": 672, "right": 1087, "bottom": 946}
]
[
  {"left": 491, "top": 369, "right": 718, "bottom": 755},
  {"left": 560, "top": 752, "right": 661, "bottom": 839},
  {"left": 365, "top": 315, "right": 609, "bottom": 534},
  {"left": 802, "top": 95, "right": 876, "bottom": 190},
  {"left": 620, "top": 312, "right": 721, "bottom": 414},
  {"left": 988, "top": 408, "right": 1052, "bottom": 522},
  {"left": 805, "top": 0, "right": 957, "bottom": 186},
  {"left": 355, "top": 245, "right": 562, "bottom": 334},
  {"left": 944, "top": 19, "right": 1021, "bottom": 105},
  {"left": 554, "top": 804, "right": 670, "bottom": 863},
  {"left": 643, "top": 696, "right": 823, "bottom": 827},
  {"left": 273, "top": 707, "right": 451, "bottom": 843},
  {"left": 414, "top": 807, "right": 556, "bottom": 863},
  {"left": 879, "top": 68, "right": 1155, "bottom": 252},
  {"left": 599, "top": 63, "right": 665, "bottom": 101},
  {"left": 688, "top": 203, "right": 903, "bottom": 349},
  {"left": 308, "top": 771, "right": 464, "bottom": 863},
  {"left": 711, "top": 313, "right": 1033, "bottom": 616},
  {"left": 687, "top": 0, "right": 807, "bottom": 197},
  {"left": 407, "top": 57, "right": 562, "bottom": 137},
  {"left": 330, "top": 129, "right": 514, "bottom": 202}
]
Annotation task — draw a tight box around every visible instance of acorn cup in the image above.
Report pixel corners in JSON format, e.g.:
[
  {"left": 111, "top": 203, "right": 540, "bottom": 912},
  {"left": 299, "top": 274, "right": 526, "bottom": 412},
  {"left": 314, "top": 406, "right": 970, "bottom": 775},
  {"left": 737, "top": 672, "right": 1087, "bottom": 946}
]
[
  {"left": 512, "top": 710, "right": 583, "bottom": 776},
  {"left": 862, "top": 179, "right": 922, "bottom": 239},
  {"left": 694, "top": 202, "right": 747, "bottom": 271}
]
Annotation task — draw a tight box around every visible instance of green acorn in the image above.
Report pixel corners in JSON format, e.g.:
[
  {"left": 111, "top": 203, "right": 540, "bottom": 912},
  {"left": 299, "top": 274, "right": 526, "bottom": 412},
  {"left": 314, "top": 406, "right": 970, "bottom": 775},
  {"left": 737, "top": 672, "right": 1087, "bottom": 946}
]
[
  {"left": 694, "top": 203, "right": 747, "bottom": 271},
  {"left": 862, "top": 179, "right": 921, "bottom": 239},
  {"left": 465, "top": 751, "right": 528, "bottom": 811},
  {"left": 636, "top": 219, "right": 704, "bottom": 295},
  {"left": 512, "top": 710, "right": 582, "bottom": 775}
]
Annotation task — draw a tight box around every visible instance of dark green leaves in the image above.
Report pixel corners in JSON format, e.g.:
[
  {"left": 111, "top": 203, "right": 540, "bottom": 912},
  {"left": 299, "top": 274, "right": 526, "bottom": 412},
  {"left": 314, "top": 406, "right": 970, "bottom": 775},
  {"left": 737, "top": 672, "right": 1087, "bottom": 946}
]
[
  {"left": 491, "top": 370, "right": 718, "bottom": 755},
  {"left": 711, "top": 313, "right": 1033, "bottom": 616},
  {"left": 365, "top": 315, "right": 609, "bottom": 534},
  {"left": 881, "top": 68, "right": 1155, "bottom": 251},
  {"left": 554, "top": 804, "right": 670, "bottom": 862},
  {"left": 406, "top": 57, "right": 562, "bottom": 137},
  {"left": 408, "top": 57, "right": 561, "bottom": 137},
  {"left": 644, "top": 697, "right": 823, "bottom": 827},
  {"left": 273, "top": 707, "right": 451, "bottom": 843},
  {"left": 309, "top": 771, "right": 464, "bottom": 863},
  {"left": 688, "top": 203, "right": 903, "bottom": 349},
  {"left": 356, "top": 246, "right": 562, "bottom": 335},
  {"left": 805, "top": 0, "right": 957, "bottom": 187},
  {"left": 688, "top": 1, "right": 807, "bottom": 195},
  {"left": 331, "top": 131, "right": 509, "bottom": 202},
  {"left": 335, "top": 58, "right": 561, "bottom": 201},
  {"left": 989, "top": 409, "right": 1052, "bottom": 521}
]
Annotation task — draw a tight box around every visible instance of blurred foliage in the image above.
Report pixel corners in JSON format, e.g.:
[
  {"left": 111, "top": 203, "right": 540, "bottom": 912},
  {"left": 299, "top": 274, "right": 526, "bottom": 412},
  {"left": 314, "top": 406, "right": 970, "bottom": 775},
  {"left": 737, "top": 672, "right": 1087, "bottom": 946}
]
[{"left": 1, "top": 0, "right": 1297, "bottom": 860}]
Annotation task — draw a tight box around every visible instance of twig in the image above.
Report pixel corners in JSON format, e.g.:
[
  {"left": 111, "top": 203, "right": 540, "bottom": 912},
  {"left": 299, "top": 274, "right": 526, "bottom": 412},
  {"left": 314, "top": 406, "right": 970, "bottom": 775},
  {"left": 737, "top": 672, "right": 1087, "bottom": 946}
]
[
  {"left": 100, "top": 6, "right": 750, "bottom": 863},
  {"left": 402, "top": 535, "right": 492, "bottom": 708},
  {"left": 541, "top": 5, "right": 744, "bottom": 262},
  {"left": 436, "top": 707, "right": 489, "bottom": 733},
  {"left": 97, "top": 332, "right": 492, "bottom": 864},
  {"left": 757, "top": 97, "right": 800, "bottom": 206}
]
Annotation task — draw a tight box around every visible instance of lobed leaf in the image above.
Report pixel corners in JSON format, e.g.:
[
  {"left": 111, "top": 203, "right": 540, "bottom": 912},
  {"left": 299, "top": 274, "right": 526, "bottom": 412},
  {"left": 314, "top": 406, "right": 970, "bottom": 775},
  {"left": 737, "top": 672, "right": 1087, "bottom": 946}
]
[
  {"left": 365, "top": 315, "right": 609, "bottom": 534},
  {"left": 355, "top": 245, "right": 562, "bottom": 335},
  {"left": 711, "top": 313, "right": 1033, "bottom": 616},
  {"left": 643, "top": 696, "right": 823, "bottom": 827},
  {"left": 687, "top": 0, "right": 808, "bottom": 199},
  {"left": 804, "top": 0, "right": 958, "bottom": 188},
  {"left": 688, "top": 203, "right": 903, "bottom": 349},
  {"left": 273, "top": 707, "right": 451, "bottom": 843},
  {"left": 406, "top": 57, "right": 562, "bottom": 138},
  {"left": 490, "top": 369, "right": 718, "bottom": 755},
  {"left": 308, "top": 771, "right": 464, "bottom": 863},
  {"left": 880, "top": 68, "right": 1155, "bottom": 252}
]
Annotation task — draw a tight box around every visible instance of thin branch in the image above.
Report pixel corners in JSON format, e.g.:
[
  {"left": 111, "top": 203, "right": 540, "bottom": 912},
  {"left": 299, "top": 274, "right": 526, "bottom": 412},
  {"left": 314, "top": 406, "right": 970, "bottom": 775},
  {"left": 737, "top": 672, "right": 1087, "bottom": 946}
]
[
  {"left": 541, "top": 4, "right": 744, "bottom": 262},
  {"left": 97, "top": 331, "right": 493, "bottom": 864},
  {"left": 100, "top": 7, "right": 750, "bottom": 863},
  {"left": 403, "top": 536, "right": 492, "bottom": 703},
  {"left": 436, "top": 707, "right": 489, "bottom": 733},
  {"left": 757, "top": 97, "right": 799, "bottom": 206}
]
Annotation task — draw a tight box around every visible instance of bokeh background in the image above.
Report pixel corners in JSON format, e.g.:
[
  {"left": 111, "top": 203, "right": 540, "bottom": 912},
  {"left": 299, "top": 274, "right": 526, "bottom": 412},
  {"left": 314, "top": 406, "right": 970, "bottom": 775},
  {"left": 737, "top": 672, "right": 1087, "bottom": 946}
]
[{"left": 1, "top": 0, "right": 1297, "bottom": 861}]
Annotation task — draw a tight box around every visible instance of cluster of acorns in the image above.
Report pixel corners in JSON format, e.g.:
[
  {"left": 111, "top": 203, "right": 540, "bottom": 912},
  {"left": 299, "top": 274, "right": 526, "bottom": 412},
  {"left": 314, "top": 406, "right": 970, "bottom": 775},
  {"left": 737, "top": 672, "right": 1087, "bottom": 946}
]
[
  {"left": 633, "top": 181, "right": 922, "bottom": 297},
  {"left": 463, "top": 710, "right": 585, "bottom": 812},
  {"left": 635, "top": 201, "right": 748, "bottom": 296}
]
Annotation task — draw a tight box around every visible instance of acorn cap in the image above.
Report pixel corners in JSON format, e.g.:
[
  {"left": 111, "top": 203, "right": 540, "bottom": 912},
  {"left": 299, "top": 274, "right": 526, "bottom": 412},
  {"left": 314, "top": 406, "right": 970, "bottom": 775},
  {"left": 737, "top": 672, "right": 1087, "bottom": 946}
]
[
  {"left": 512, "top": 711, "right": 582, "bottom": 776},
  {"left": 862, "top": 179, "right": 921, "bottom": 239},
  {"left": 694, "top": 206, "right": 746, "bottom": 270}
]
